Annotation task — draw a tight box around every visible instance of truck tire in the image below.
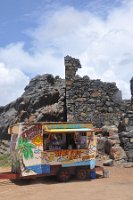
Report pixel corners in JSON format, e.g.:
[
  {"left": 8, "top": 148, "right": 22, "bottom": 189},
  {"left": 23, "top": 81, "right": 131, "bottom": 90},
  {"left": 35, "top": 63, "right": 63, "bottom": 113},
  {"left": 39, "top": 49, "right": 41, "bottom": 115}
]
[
  {"left": 57, "top": 169, "right": 71, "bottom": 182},
  {"left": 76, "top": 168, "right": 88, "bottom": 180}
]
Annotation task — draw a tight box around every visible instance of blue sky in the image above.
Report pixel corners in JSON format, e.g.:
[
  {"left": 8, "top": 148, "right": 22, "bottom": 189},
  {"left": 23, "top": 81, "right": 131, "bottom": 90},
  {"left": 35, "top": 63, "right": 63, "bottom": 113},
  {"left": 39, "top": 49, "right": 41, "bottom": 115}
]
[
  {"left": 0, "top": 0, "right": 132, "bottom": 105},
  {"left": 0, "top": 0, "right": 122, "bottom": 47}
]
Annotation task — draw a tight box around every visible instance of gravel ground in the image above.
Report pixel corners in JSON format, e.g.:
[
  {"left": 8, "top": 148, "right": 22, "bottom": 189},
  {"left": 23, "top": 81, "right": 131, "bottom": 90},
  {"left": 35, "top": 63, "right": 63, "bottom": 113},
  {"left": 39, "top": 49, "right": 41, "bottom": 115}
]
[{"left": 0, "top": 166, "right": 133, "bottom": 200}]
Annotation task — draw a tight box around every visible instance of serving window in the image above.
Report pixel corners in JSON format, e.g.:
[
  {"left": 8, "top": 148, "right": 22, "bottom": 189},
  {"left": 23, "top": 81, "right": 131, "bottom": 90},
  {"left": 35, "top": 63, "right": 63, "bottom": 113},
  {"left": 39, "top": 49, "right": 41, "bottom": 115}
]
[{"left": 43, "top": 131, "right": 91, "bottom": 151}]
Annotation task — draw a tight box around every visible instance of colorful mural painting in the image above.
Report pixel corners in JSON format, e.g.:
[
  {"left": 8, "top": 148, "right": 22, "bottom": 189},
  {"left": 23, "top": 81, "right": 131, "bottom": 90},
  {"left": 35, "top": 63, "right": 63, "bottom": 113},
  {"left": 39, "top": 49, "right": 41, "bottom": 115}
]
[
  {"left": 16, "top": 124, "right": 44, "bottom": 175},
  {"left": 9, "top": 122, "right": 97, "bottom": 177},
  {"left": 21, "top": 124, "right": 42, "bottom": 140},
  {"left": 42, "top": 149, "right": 96, "bottom": 166},
  {"left": 32, "top": 134, "right": 43, "bottom": 146},
  {"left": 18, "top": 136, "right": 35, "bottom": 160}
]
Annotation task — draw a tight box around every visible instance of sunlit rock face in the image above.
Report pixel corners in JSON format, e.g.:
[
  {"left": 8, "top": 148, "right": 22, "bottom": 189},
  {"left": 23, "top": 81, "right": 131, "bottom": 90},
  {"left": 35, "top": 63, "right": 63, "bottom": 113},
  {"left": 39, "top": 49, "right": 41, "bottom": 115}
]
[{"left": 0, "top": 74, "right": 66, "bottom": 139}]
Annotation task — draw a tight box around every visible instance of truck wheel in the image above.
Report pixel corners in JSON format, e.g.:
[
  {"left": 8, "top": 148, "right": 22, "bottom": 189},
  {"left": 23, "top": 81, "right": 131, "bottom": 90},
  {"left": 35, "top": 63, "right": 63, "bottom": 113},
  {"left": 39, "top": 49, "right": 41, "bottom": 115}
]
[
  {"left": 76, "top": 168, "right": 87, "bottom": 180},
  {"left": 57, "top": 169, "right": 71, "bottom": 182}
]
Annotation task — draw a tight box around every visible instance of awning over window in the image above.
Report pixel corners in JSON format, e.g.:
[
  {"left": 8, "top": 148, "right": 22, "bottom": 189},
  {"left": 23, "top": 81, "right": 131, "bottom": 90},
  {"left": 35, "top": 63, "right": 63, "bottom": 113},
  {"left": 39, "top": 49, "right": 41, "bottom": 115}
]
[
  {"left": 42, "top": 123, "right": 94, "bottom": 135},
  {"left": 43, "top": 127, "right": 93, "bottom": 133}
]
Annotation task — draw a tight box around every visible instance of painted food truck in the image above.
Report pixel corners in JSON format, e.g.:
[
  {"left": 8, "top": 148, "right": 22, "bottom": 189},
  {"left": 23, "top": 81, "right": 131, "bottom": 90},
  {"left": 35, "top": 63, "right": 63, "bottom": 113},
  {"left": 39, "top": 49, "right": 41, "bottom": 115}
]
[{"left": 1, "top": 122, "right": 104, "bottom": 182}]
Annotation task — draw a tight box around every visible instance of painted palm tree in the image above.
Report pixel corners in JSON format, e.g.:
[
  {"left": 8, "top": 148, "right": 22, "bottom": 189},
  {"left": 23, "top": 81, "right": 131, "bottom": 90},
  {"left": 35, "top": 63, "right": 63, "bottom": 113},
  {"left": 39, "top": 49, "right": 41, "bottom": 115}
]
[
  {"left": 17, "top": 136, "right": 35, "bottom": 172},
  {"left": 18, "top": 136, "right": 35, "bottom": 160}
]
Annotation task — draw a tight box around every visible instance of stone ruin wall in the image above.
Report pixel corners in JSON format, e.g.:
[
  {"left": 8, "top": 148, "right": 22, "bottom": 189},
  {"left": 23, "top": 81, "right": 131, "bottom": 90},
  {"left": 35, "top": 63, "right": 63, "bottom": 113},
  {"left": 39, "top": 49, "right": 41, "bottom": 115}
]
[
  {"left": 131, "top": 77, "right": 133, "bottom": 108},
  {"left": 65, "top": 56, "right": 131, "bottom": 127},
  {"left": 65, "top": 56, "right": 133, "bottom": 163}
]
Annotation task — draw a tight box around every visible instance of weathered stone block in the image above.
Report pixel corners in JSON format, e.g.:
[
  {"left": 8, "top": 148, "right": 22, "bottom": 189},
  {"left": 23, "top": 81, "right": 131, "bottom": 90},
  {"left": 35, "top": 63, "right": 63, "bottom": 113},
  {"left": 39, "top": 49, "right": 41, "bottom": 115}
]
[
  {"left": 110, "top": 145, "right": 127, "bottom": 160},
  {"left": 126, "top": 150, "right": 133, "bottom": 162},
  {"left": 103, "top": 159, "right": 113, "bottom": 166},
  {"left": 91, "top": 91, "right": 101, "bottom": 97}
]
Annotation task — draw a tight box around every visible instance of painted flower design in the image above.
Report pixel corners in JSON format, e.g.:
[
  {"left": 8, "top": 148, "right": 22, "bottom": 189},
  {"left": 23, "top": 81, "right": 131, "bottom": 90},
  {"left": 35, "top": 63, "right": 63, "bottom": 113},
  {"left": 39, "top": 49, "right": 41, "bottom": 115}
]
[{"left": 32, "top": 134, "right": 43, "bottom": 146}]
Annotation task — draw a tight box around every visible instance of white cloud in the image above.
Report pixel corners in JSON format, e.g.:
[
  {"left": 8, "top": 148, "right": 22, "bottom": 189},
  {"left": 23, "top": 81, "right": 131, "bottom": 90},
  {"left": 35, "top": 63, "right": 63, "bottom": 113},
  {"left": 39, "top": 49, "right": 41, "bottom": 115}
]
[
  {"left": 0, "top": 43, "right": 64, "bottom": 76},
  {"left": 0, "top": 63, "right": 29, "bottom": 106},
  {"left": 78, "top": 1, "right": 133, "bottom": 99},
  {"left": 0, "top": 0, "right": 133, "bottom": 105},
  {"left": 24, "top": 2, "right": 133, "bottom": 100}
]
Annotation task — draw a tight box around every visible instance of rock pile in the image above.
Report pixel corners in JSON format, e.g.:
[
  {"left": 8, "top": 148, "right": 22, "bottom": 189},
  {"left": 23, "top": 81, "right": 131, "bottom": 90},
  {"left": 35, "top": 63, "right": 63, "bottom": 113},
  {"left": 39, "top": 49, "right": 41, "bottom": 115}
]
[
  {"left": 118, "top": 111, "right": 133, "bottom": 162},
  {"left": 97, "top": 125, "right": 127, "bottom": 166}
]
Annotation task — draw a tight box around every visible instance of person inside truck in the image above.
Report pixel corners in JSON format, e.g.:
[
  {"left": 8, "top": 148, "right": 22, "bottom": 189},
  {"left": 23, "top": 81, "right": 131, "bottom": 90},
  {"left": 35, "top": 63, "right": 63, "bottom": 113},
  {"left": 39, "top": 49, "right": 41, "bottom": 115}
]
[
  {"left": 47, "top": 134, "right": 61, "bottom": 150},
  {"left": 74, "top": 132, "right": 81, "bottom": 149}
]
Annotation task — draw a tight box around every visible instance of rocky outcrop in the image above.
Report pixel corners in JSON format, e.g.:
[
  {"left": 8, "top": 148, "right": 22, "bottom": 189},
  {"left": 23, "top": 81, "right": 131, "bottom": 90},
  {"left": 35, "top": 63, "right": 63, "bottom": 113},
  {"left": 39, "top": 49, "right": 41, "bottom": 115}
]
[{"left": 0, "top": 74, "right": 66, "bottom": 139}]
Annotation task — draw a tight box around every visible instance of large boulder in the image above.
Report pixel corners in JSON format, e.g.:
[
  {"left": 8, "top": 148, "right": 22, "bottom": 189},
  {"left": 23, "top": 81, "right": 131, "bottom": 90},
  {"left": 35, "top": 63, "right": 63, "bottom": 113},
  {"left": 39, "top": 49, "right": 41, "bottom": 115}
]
[{"left": 110, "top": 144, "right": 127, "bottom": 161}]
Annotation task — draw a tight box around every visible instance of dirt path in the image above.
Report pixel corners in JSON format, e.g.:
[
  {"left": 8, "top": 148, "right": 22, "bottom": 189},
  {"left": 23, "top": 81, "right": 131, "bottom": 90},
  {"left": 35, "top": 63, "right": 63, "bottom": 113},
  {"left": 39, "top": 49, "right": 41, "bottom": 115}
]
[{"left": 0, "top": 167, "right": 133, "bottom": 200}]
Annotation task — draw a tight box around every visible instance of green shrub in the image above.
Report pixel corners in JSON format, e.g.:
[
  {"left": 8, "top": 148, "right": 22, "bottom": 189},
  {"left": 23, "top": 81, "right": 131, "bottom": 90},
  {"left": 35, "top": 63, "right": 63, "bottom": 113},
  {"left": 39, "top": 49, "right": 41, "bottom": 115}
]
[{"left": 0, "top": 153, "right": 11, "bottom": 167}]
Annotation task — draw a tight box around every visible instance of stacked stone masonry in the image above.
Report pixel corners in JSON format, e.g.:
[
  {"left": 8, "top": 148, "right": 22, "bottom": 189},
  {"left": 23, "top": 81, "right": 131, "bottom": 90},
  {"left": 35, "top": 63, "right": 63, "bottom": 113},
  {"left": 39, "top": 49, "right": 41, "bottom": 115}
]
[{"left": 65, "top": 56, "right": 131, "bottom": 127}]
